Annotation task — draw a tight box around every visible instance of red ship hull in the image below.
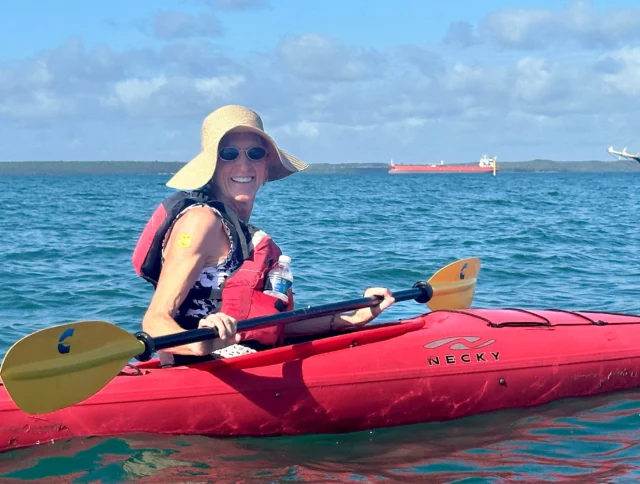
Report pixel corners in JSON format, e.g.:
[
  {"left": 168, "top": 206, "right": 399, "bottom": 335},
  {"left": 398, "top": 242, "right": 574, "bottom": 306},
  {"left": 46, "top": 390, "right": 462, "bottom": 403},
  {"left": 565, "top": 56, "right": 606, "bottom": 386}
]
[{"left": 389, "top": 165, "right": 497, "bottom": 174}]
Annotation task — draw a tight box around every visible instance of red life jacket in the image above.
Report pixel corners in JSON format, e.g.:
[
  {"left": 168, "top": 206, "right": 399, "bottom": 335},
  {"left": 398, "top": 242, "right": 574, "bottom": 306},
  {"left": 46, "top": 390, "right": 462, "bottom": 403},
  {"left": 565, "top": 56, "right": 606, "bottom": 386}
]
[{"left": 132, "top": 190, "right": 293, "bottom": 348}]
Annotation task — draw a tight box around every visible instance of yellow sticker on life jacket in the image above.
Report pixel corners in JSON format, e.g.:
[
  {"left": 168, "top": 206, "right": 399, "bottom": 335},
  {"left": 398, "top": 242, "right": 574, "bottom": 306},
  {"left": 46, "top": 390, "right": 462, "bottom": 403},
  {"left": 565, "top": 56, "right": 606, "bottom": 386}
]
[{"left": 178, "top": 233, "right": 192, "bottom": 248}]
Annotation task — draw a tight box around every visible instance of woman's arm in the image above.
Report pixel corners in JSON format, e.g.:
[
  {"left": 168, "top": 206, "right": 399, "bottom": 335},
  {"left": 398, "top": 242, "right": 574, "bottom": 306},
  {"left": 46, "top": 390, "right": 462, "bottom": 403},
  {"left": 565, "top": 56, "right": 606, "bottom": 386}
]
[
  {"left": 284, "top": 287, "right": 396, "bottom": 336},
  {"left": 141, "top": 206, "right": 239, "bottom": 355}
]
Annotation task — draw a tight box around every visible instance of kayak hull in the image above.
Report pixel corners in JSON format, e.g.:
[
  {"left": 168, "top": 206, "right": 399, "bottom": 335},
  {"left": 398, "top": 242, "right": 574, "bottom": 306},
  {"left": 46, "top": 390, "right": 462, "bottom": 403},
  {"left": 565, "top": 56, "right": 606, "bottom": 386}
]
[{"left": 2, "top": 308, "right": 640, "bottom": 453}]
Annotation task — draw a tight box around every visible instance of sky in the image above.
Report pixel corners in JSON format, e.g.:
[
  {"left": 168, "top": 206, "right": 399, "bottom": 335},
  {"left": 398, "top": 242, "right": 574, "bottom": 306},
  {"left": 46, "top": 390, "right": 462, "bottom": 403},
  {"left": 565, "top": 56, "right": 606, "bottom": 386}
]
[{"left": 1, "top": 0, "right": 639, "bottom": 164}]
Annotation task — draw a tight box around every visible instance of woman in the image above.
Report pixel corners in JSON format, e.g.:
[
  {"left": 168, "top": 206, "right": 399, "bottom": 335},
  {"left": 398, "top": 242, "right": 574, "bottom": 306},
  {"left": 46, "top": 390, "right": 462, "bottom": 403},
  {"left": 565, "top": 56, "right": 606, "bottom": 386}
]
[{"left": 133, "top": 105, "right": 395, "bottom": 365}]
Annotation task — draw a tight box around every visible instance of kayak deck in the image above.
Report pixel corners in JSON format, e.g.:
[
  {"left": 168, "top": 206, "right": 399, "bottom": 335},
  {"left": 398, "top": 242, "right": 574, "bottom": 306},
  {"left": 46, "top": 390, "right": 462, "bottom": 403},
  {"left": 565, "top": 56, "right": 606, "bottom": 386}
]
[{"left": 1, "top": 308, "right": 640, "bottom": 453}]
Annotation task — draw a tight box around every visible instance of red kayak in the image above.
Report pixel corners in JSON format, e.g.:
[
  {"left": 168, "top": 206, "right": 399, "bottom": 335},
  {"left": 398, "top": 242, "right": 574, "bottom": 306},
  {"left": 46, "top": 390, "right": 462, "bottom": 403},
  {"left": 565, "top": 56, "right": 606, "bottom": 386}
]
[{"left": 1, "top": 308, "right": 640, "bottom": 453}]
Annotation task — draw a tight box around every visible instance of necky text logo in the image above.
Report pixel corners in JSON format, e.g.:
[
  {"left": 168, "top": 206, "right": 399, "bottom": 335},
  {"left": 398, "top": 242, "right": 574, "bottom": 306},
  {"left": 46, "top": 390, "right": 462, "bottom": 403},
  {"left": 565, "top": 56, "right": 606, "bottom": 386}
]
[{"left": 424, "top": 336, "right": 499, "bottom": 365}]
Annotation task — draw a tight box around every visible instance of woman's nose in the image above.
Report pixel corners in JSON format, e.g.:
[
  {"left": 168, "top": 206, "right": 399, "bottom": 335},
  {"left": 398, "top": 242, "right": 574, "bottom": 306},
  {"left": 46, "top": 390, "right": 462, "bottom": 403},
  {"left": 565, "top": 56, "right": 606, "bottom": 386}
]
[{"left": 236, "top": 153, "right": 253, "bottom": 169}]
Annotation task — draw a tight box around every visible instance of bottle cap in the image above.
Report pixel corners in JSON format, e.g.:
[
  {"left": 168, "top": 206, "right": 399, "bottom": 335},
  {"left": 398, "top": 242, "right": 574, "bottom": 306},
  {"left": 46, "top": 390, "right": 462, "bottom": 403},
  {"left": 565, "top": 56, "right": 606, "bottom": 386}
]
[{"left": 279, "top": 255, "right": 291, "bottom": 265}]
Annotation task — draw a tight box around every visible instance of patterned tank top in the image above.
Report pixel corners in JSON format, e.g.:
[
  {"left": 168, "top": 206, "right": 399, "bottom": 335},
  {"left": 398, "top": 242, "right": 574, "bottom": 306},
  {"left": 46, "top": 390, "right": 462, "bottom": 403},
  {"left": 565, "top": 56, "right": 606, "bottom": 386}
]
[
  {"left": 161, "top": 202, "right": 248, "bottom": 325},
  {"left": 159, "top": 203, "right": 256, "bottom": 364}
]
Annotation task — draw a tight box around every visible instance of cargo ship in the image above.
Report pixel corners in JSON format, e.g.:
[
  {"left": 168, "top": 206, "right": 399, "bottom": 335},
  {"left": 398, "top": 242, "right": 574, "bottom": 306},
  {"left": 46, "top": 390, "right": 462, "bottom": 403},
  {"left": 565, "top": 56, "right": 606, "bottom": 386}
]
[{"left": 389, "top": 154, "right": 498, "bottom": 175}]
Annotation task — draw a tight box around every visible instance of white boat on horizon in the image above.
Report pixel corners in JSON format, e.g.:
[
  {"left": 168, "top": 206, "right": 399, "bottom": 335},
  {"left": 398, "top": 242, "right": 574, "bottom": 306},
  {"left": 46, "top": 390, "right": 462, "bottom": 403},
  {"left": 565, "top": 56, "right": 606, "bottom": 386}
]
[{"left": 606, "top": 146, "right": 640, "bottom": 163}]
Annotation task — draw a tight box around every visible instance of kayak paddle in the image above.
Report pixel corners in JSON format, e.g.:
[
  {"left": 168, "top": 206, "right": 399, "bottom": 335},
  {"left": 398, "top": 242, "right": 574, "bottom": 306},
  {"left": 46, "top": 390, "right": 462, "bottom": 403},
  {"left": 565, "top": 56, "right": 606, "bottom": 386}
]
[{"left": 0, "top": 257, "right": 479, "bottom": 415}]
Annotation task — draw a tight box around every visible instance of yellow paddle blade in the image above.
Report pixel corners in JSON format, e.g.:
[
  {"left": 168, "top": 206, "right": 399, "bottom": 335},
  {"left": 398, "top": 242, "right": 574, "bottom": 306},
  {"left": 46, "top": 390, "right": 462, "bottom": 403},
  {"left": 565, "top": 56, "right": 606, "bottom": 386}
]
[
  {"left": 0, "top": 321, "right": 145, "bottom": 414},
  {"left": 426, "top": 257, "right": 480, "bottom": 311}
]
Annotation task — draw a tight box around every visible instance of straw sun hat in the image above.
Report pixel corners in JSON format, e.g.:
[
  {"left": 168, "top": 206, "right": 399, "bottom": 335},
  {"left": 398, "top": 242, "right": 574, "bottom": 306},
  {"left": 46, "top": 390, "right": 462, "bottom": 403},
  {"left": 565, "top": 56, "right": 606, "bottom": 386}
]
[{"left": 166, "top": 105, "right": 309, "bottom": 190}]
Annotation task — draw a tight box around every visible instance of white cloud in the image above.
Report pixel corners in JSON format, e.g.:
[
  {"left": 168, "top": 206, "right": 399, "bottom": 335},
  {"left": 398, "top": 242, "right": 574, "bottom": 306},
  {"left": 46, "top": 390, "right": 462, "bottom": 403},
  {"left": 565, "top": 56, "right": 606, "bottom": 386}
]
[
  {"left": 481, "top": 8, "right": 554, "bottom": 48},
  {"left": 602, "top": 47, "right": 640, "bottom": 97},
  {"left": 443, "top": 63, "right": 507, "bottom": 94},
  {"left": 513, "top": 57, "right": 555, "bottom": 104},
  {"left": 275, "top": 121, "right": 321, "bottom": 138},
  {"left": 194, "top": 75, "right": 246, "bottom": 102},
  {"left": 0, "top": 90, "right": 67, "bottom": 118},
  {"left": 113, "top": 76, "right": 168, "bottom": 108},
  {"left": 277, "top": 34, "right": 385, "bottom": 82},
  {"left": 27, "top": 61, "right": 54, "bottom": 87},
  {"left": 454, "top": 1, "right": 640, "bottom": 50}
]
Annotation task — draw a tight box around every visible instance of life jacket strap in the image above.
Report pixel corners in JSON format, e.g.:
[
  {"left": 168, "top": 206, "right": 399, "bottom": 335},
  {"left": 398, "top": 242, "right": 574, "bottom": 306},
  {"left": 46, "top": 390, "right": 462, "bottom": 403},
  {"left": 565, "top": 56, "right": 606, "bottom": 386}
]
[{"left": 223, "top": 206, "right": 250, "bottom": 260}]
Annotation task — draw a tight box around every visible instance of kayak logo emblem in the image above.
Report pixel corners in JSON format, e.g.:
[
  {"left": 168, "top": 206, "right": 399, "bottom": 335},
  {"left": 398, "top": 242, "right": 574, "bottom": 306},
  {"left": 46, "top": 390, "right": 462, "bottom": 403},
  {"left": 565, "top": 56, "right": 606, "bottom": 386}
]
[
  {"left": 424, "top": 337, "right": 495, "bottom": 350},
  {"left": 57, "top": 328, "right": 75, "bottom": 354},
  {"left": 424, "top": 337, "right": 499, "bottom": 366},
  {"left": 460, "top": 262, "right": 468, "bottom": 280}
]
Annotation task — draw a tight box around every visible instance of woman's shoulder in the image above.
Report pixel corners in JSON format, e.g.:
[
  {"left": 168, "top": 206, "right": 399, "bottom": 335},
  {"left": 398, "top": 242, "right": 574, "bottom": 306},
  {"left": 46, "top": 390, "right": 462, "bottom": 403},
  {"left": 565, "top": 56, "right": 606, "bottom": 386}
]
[
  {"left": 161, "top": 203, "right": 229, "bottom": 262},
  {"left": 171, "top": 204, "right": 224, "bottom": 236}
]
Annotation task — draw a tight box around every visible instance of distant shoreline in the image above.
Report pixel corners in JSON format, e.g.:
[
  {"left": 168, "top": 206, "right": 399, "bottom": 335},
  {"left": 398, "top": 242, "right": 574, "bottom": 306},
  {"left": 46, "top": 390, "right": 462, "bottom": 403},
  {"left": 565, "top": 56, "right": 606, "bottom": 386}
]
[{"left": 0, "top": 159, "right": 638, "bottom": 175}]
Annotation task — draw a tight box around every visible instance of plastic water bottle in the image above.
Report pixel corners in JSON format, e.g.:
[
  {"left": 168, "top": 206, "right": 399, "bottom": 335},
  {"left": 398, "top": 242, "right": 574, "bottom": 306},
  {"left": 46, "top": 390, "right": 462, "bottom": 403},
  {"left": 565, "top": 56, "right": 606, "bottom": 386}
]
[{"left": 264, "top": 255, "right": 293, "bottom": 303}]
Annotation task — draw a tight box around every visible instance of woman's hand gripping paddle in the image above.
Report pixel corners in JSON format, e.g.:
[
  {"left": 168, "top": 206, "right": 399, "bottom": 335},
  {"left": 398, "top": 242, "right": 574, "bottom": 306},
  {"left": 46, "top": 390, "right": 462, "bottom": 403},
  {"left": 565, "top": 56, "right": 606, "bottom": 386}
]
[{"left": 0, "top": 257, "right": 480, "bottom": 415}]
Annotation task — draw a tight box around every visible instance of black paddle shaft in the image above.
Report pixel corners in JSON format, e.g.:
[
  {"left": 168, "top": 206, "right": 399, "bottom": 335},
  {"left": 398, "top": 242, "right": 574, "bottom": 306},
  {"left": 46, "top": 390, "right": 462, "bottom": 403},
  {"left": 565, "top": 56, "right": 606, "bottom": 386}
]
[{"left": 134, "top": 281, "right": 433, "bottom": 361}]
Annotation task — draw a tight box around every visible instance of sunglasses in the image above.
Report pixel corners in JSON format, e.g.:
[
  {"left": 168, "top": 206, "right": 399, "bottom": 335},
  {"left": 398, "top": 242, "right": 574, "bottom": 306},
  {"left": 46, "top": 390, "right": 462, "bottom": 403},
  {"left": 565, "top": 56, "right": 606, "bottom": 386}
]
[{"left": 218, "top": 146, "right": 267, "bottom": 162}]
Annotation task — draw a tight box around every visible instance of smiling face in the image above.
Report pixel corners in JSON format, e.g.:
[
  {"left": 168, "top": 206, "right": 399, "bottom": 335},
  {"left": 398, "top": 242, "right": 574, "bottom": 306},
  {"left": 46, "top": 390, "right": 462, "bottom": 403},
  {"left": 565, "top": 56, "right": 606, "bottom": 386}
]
[{"left": 211, "top": 131, "right": 269, "bottom": 220}]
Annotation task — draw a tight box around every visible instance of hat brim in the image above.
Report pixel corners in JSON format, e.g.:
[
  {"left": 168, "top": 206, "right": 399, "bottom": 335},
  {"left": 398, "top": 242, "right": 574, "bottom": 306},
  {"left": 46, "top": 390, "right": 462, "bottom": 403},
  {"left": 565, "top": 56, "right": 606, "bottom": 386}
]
[{"left": 166, "top": 125, "right": 309, "bottom": 190}]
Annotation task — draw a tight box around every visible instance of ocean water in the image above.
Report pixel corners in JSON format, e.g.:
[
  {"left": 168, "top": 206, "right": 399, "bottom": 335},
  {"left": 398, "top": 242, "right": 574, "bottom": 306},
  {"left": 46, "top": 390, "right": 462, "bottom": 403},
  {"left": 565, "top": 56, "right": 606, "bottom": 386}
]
[{"left": 0, "top": 171, "right": 639, "bottom": 482}]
